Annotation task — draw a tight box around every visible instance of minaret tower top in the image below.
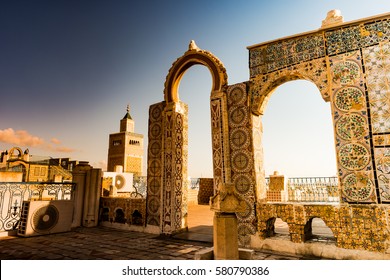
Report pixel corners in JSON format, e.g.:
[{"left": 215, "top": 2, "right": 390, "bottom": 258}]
[{"left": 120, "top": 104, "right": 134, "bottom": 132}]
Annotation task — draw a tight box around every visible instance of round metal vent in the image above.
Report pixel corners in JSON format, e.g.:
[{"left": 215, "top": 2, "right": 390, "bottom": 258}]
[
  {"left": 115, "top": 174, "right": 126, "bottom": 190},
  {"left": 31, "top": 205, "right": 59, "bottom": 232}
]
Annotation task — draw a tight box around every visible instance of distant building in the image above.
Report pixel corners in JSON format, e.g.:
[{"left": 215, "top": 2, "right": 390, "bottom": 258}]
[
  {"left": 0, "top": 146, "right": 75, "bottom": 182},
  {"left": 107, "top": 105, "right": 144, "bottom": 176}
]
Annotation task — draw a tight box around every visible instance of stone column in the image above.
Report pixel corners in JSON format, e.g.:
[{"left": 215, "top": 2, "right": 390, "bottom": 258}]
[
  {"left": 210, "top": 182, "right": 246, "bottom": 260},
  {"left": 71, "top": 161, "right": 92, "bottom": 228},
  {"left": 82, "top": 168, "right": 102, "bottom": 227},
  {"left": 161, "top": 101, "right": 188, "bottom": 234},
  {"left": 213, "top": 212, "right": 239, "bottom": 259}
]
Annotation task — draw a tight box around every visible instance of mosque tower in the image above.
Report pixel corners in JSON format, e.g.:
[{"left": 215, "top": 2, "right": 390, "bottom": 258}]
[{"left": 107, "top": 105, "right": 144, "bottom": 175}]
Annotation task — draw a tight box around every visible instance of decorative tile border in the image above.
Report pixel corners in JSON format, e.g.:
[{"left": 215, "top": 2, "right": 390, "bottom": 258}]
[
  {"left": 249, "top": 17, "right": 390, "bottom": 77},
  {"left": 146, "top": 102, "right": 165, "bottom": 227},
  {"left": 227, "top": 83, "right": 258, "bottom": 247}
]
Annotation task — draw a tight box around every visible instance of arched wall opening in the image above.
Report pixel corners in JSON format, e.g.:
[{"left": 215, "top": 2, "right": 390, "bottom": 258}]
[
  {"left": 179, "top": 65, "right": 213, "bottom": 179},
  {"left": 175, "top": 65, "right": 214, "bottom": 240},
  {"left": 262, "top": 80, "right": 337, "bottom": 180},
  {"left": 148, "top": 43, "right": 229, "bottom": 235},
  {"left": 304, "top": 217, "right": 335, "bottom": 242},
  {"left": 264, "top": 217, "right": 290, "bottom": 238}
]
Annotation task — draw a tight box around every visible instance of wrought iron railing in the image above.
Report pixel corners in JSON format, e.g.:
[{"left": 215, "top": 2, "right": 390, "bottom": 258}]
[
  {"left": 0, "top": 182, "right": 76, "bottom": 232},
  {"left": 189, "top": 178, "right": 200, "bottom": 190},
  {"left": 287, "top": 177, "right": 339, "bottom": 203},
  {"left": 132, "top": 175, "right": 147, "bottom": 198}
]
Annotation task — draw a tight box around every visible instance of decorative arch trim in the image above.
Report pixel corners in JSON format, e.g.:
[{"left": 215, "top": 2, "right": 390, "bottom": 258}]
[
  {"left": 250, "top": 57, "right": 329, "bottom": 115},
  {"left": 164, "top": 41, "right": 228, "bottom": 103},
  {"left": 9, "top": 147, "right": 23, "bottom": 158}
]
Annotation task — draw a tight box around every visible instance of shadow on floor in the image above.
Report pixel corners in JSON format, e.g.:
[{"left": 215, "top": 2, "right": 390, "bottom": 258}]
[{"left": 173, "top": 225, "right": 213, "bottom": 243}]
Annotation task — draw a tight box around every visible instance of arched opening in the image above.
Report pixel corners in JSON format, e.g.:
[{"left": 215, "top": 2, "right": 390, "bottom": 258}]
[
  {"left": 100, "top": 207, "right": 109, "bottom": 222},
  {"left": 114, "top": 208, "right": 126, "bottom": 224},
  {"left": 265, "top": 217, "right": 290, "bottom": 239},
  {"left": 304, "top": 217, "right": 335, "bottom": 243},
  {"left": 151, "top": 42, "right": 228, "bottom": 235},
  {"left": 173, "top": 65, "right": 214, "bottom": 242},
  {"left": 9, "top": 147, "right": 23, "bottom": 160},
  {"left": 131, "top": 210, "right": 143, "bottom": 226},
  {"left": 262, "top": 80, "right": 337, "bottom": 197},
  {"left": 274, "top": 218, "right": 290, "bottom": 235}
]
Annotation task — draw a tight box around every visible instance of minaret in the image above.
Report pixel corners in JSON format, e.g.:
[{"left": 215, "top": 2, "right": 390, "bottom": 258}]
[
  {"left": 107, "top": 105, "right": 144, "bottom": 175},
  {"left": 120, "top": 104, "right": 135, "bottom": 132}
]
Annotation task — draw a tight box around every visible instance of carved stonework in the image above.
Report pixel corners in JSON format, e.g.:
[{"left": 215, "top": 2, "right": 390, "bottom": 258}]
[
  {"left": 321, "top": 10, "right": 344, "bottom": 29},
  {"left": 164, "top": 41, "right": 228, "bottom": 103},
  {"left": 210, "top": 183, "right": 247, "bottom": 213}
]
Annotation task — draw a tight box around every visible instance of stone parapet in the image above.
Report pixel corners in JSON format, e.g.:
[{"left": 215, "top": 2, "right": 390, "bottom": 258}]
[
  {"left": 257, "top": 202, "right": 390, "bottom": 253},
  {"left": 100, "top": 197, "right": 146, "bottom": 227}
]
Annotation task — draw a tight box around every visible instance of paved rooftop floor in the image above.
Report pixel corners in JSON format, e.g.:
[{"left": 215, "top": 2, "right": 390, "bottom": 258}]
[
  {"left": 0, "top": 204, "right": 332, "bottom": 260},
  {"left": 0, "top": 226, "right": 324, "bottom": 260}
]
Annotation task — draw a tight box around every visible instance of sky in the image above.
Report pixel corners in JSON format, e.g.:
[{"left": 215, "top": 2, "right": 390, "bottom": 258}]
[{"left": 1, "top": 0, "right": 390, "bottom": 178}]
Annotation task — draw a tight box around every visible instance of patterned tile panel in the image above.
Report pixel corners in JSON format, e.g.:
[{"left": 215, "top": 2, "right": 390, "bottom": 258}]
[
  {"left": 161, "top": 102, "right": 188, "bottom": 233},
  {"left": 325, "top": 19, "right": 390, "bottom": 56},
  {"left": 249, "top": 18, "right": 390, "bottom": 78},
  {"left": 256, "top": 202, "right": 390, "bottom": 253},
  {"left": 330, "top": 51, "right": 377, "bottom": 203},
  {"left": 374, "top": 134, "right": 390, "bottom": 146},
  {"left": 210, "top": 98, "right": 224, "bottom": 192},
  {"left": 249, "top": 34, "right": 326, "bottom": 77},
  {"left": 362, "top": 42, "right": 390, "bottom": 202},
  {"left": 374, "top": 147, "right": 390, "bottom": 202},
  {"left": 250, "top": 57, "right": 330, "bottom": 115},
  {"left": 146, "top": 102, "right": 165, "bottom": 227},
  {"left": 362, "top": 42, "right": 390, "bottom": 134},
  {"left": 227, "top": 83, "right": 257, "bottom": 247}
]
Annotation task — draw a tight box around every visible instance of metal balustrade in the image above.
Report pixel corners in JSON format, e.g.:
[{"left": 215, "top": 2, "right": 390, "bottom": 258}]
[
  {"left": 0, "top": 182, "right": 75, "bottom": 232},
  {"left": 287, "top": 177, "right": 339, "bottom": 203},
  {"left": 189, "top": 178, "right": 200, "bottom": 190},
  {"left": 132, "top": 175, "right": 147, "bottom": 198}
]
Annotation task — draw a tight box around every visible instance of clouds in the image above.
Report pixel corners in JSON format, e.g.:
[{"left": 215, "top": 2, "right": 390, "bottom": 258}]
[
  {"left": 0, "top": 128, "right": 44, "bottom": 147},
  {"left": 0, "top": 128, "right": 75, "bottom": 153}
]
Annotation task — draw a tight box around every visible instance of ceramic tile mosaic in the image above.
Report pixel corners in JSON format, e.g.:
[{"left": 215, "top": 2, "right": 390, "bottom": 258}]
[
  {"left": 227, "top": 83, "right": 258, "bottom": 247},
  {"left": 362, "top": 42, "right": 390, "bottom": 134},
  {"left": 210, "top": 98, "right": 225, "bottom": 192},
  {"left": 249, "top": 18, "right": 390, "bottom": 78},
  {"left": 329, "top": 51, "right": 377, "bottom": 203},
  {"left": 325, "top": 19, "right": 390, "bottom": 56},
  {"left": 145, "top": 46, "right": 230, "bottom": 235},
  {"left": 250, "top": 57, "right": 329, "bottom": 115},
  {"left": 256, "top": 203, "right": 390, "bottom": 253},
  {"left": 146, "top": 102, "right": 165, "bottom": 227},
  {"left": 373, "top": 134, "right": 390, "bottom": 146},
  {"left": 374, "top": 147, "right": 390, "bottom": 202},
  {"left": 144, "top": 13, "right": 390, "bottom": 256},
  {"left": 249, "top": 34, "right": 325, "bottom": 77}
]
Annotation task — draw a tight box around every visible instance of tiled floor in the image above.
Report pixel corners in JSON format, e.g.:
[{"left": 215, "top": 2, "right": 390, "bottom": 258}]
[
  {"left": 0, "top": 226, "right": 321, "bottom": 260},
  {"left": 0, "top": 205, "right": 328, "bottom": 260}
]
